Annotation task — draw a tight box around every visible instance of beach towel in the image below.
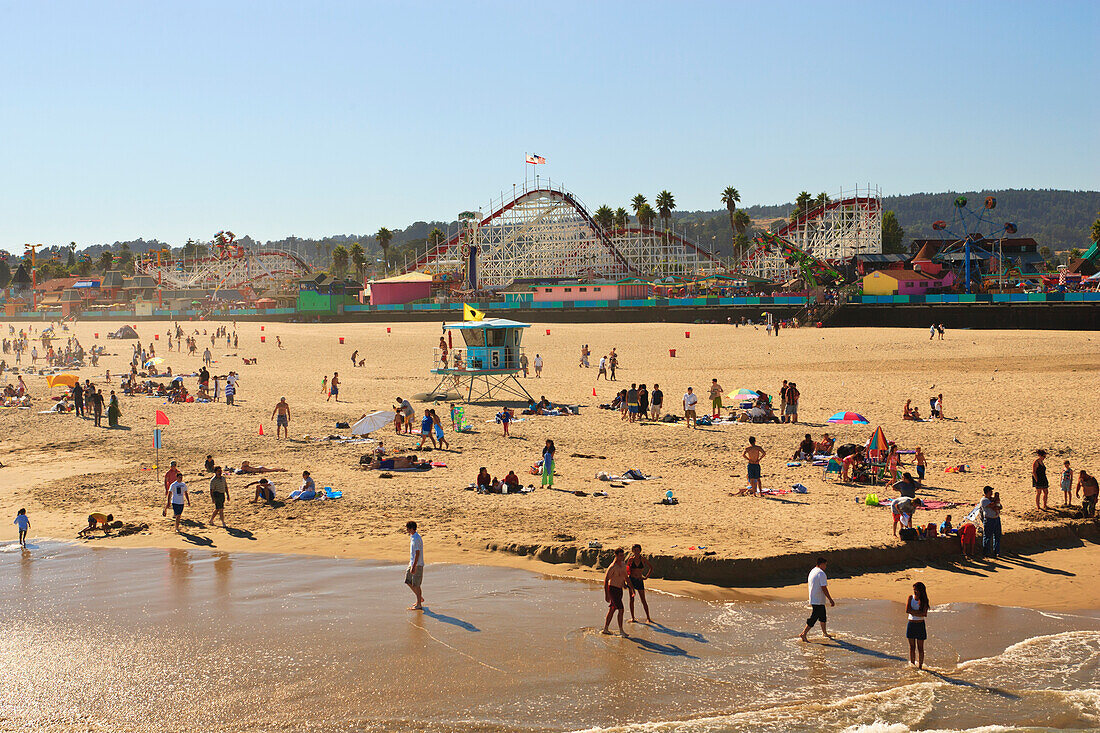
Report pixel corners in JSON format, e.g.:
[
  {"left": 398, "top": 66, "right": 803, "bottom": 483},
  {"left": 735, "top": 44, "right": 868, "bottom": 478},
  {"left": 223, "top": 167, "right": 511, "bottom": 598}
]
[{"left": 918, "top": 499, "right": 958, "bottom": 510}]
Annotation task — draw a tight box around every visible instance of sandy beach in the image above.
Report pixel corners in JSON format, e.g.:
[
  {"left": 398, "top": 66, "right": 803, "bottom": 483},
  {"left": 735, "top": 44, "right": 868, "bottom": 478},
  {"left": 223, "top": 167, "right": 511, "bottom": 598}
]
[{"left": 2, "top": 320, "right": 1099, "bottom": 610}]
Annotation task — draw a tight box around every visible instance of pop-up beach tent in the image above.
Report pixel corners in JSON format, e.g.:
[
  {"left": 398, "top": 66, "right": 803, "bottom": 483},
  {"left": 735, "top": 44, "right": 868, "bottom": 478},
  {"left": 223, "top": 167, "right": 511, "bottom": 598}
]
[
  {"left": 108, "top": 325, "right": 139, "bottom": 339},
  {"left": 351, "top": 411, "right": 392, "bottom": 435}
]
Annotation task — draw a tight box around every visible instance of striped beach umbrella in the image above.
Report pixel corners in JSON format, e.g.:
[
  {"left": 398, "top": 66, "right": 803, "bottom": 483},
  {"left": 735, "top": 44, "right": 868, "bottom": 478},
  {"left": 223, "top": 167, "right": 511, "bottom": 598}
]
[
  {"left": 729, "top": 388, "right": 760, "bottom": 400},
  {"left": 866, "top": 426, "right": 889, "bottom": 452},
  {"left": 826, "top": 411, "right": 869, "bottom": 425}
]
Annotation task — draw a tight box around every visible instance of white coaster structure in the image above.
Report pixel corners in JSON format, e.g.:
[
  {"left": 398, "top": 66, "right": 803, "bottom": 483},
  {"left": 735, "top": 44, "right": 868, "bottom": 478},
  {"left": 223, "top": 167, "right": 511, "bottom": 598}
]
[
  {"left": 136, "top": 239, "right": 313, "bottom": 291},
  {"left": 739, "top": 186, "right": 882, "bottom": 282},
  {"left": 407, "top": 182, "right": 722, "bottom": 287}
]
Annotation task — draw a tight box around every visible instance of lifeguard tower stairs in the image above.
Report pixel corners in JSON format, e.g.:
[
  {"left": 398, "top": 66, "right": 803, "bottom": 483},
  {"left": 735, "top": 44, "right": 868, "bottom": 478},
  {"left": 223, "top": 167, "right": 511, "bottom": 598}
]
[{"left": 428, "top": 318, "right": 535, "bottom": 403}]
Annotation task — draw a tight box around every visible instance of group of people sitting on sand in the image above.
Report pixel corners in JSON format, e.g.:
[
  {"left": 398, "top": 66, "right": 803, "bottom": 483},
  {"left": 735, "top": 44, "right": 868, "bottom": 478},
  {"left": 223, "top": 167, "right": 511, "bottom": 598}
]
[
  {"left": 791, "top": 433, "right": 836, "bottom": 460},
  {"left": 475, "top": 467, "right": 523, "bottom": 493},
  {"left": 903, "top": 395, "right": 946, "bottom": 421}
]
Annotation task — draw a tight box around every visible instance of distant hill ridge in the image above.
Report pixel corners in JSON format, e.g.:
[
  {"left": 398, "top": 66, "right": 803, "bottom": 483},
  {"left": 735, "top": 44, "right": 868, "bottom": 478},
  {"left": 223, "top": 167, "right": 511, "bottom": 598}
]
[
  {"left": 672, "top": 189, "right": 1100, "bottom": 254},
  {"left": 10, "top": 189, "right": 1097, "bottom": 266}
]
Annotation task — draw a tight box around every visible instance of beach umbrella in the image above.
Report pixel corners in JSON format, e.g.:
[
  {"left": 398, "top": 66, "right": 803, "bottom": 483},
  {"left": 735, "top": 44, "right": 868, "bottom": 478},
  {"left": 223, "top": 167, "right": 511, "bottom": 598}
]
[
  {"left": 46, "top": 374, "right": 79, "bottom": 389},
  {"left": 866, "top": 426, "right": 889, "bottom": 451},
  {"left": 351, "top": 410, "right": 393, "bottom": 435},
  {"left": 826, "top": 411, "right": 869, "bottom": 425},
  {"left": 729, "top": 388, "right": 760, "bottom": 400},
  {"left": 145, "top": 357, "right": 165, "bottom": 367}
]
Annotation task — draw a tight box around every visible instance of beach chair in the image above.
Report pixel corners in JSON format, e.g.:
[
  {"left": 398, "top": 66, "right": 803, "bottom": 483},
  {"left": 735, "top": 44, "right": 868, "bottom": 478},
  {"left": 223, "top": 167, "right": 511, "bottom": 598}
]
[{"left": 822, "top": 458, "right": 842, "bottom": 481}]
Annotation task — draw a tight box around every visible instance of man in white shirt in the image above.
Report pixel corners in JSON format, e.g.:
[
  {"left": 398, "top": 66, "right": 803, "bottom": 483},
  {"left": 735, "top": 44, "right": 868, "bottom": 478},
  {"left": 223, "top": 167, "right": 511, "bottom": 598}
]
[
  {"left": 163, "top": 473, "right": 191, "bottom": 534},
  {"left": 683, "top": 387, "right": 698, "bottom": 429},
  {"left": 405, "top": 520, "right": 425, "bottom": 610},
  {"left": 799, "top": 557, "right": 835, "bottom": 641},
  {"left": 533, "top": 354, "right": 543, "bottom": 378}
]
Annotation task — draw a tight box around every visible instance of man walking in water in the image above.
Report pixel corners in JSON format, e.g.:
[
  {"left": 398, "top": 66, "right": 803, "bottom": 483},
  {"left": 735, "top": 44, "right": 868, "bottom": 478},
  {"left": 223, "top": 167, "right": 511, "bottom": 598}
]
[
  {"left": 798, "top": 557, "right": 835, "bottom": 641},
  {"left": 272, "top": 397, "right": 291, "bottom": 439},
  {"left": 741, "top": 436, "right": 766, "bottom": 496},
  {"left": 602, "top": 548, "right": 630, "bottom": 637},
  {"left": 405, "top": 520, "right": 425, "bottom": 610}
]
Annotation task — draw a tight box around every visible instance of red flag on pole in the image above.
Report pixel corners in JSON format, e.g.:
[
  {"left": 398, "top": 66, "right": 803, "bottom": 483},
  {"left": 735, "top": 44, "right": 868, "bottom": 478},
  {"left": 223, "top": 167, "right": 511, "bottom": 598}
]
[{"left": 155, "top": 410, "right": 170, "bottom": 426}]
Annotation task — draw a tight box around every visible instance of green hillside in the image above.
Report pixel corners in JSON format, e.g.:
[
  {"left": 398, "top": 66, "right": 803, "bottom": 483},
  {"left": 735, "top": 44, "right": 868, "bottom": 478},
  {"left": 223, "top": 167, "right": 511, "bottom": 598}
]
[{"left": 673, "top": 189, "right": 1100, "bottom": 256}]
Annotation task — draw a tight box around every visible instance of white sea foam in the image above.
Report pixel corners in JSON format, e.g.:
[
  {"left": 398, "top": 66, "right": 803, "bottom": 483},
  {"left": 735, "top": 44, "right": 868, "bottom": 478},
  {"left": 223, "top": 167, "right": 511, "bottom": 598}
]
[{"left": 568, "top": 682, "right": 941, "bottom": 733}]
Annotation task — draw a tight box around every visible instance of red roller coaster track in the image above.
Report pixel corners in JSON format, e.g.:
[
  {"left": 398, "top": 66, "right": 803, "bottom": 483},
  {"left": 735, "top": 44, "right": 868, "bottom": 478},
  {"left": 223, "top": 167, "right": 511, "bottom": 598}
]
[
  {"left": 406, "top": 187, "right": 633, "bottom": 274},
  {"left": 773, "top": 196, "right": 880, "bottom": 240}
]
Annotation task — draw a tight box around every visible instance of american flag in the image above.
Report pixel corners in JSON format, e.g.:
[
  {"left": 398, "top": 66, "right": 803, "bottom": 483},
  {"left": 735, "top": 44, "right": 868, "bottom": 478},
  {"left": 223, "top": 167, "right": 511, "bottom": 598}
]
[{"left": 525, "top": 154, "right": 546, "bottom": 164}]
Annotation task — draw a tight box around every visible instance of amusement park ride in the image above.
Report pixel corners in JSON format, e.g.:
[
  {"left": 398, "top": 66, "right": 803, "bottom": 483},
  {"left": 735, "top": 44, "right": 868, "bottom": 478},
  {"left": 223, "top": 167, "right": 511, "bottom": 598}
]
[
  {"left": 135, "top": 231, "right": 312, "bottom": 291},
  {"left": 928, "top": 196, "right": 1018, "bottom": 293},
  {"left": 405, "top": 181, "right": 881, "bottom": 289},
  {"left": 407, "top": 181, "right": 725, "bottom": 288},
  {"left": 737, "top": 186, "right": 883, "bottom": 283}
]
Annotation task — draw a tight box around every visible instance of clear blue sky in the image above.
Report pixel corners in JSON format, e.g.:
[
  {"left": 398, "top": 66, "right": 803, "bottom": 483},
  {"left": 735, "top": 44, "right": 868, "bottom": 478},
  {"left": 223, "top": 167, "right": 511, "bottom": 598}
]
[{"left": 0, "top": 0, "right": 1096, "bottom": 252}]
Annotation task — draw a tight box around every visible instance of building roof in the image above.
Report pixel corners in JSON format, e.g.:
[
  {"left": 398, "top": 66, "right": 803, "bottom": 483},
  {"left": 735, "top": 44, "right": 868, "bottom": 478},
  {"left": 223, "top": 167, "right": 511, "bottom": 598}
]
[
  {"left": 34, "top": 277, "right": 82, "bottom": 293},
  {"left": 371, "top": 272, "right": 434, "bottom": 284},
  {"left": 866, "top": 269, "right": 943, "bottom": 282},
  {"left": 101, "top": 271, "right": 126, "bottom": 289},
  {"left": 443, "top": 318, "right": 531, "bottom": 330}
]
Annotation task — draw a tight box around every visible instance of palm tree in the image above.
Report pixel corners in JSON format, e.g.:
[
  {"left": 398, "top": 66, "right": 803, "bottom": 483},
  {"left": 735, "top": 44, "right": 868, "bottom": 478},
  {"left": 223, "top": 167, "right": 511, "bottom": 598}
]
[
  {"left": 614, "top": 208, "right": 628, "bottom": 231},
  {"left": 331, "top": 244, "right": 350, "bottom": 275},
  {"left": 375, "top": 227, "right": 394, "bottom": 269},
  {"left": 637, "top": 203, "right": 657, "bottom": 228},
  {"left": 655, "top": 190, "right": 676, "bottom": 231},
  {"left": 594, "top": 205, "right": 614, "bottom": 233},
  {"left": 815, "top": 192, "right": 830, "bottom": 209},
  {"left": 721, "top": 186, "right": 742, "bottom": 260},
  {"left": 792, "top": 191, "right": 813, "bottom": 222},
  {"left": 349, "top": 242, "right": 367, "bottom": 279},
  {"left": 66, "top": 242, "right": 77, "bottom": 269},
  {"left": 98, "top": 251, "right": 114, "bottom": 272},
  {"left": 428, "top": 227, "right": 444, "bottom": 248},
  {"left": 630, "top": 194, "right": 647, "bottom": 219}
]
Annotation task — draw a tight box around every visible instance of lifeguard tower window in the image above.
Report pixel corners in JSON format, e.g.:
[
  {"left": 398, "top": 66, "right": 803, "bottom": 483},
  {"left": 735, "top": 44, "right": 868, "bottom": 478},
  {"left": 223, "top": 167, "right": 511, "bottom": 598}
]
[{"left": 463, "top": 329, "right": 485, "bottom": 347}]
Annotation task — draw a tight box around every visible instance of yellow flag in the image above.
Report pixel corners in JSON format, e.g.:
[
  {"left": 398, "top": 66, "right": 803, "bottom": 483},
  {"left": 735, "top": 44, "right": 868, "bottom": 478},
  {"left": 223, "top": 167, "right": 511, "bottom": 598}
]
[{"left": 463, "top": 303, "right": 485, "bottom": 321}]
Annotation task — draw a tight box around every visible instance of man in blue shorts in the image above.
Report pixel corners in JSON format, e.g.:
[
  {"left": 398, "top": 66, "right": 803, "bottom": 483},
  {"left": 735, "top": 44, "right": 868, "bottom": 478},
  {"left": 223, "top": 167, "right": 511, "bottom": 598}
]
[
  {"left": 741, "top": 437, "right": 766, "bottom": 496},
  {"left": 163, "top": 473, "right": 190, "bottom": 533},
  {"left": 271, "top": 397, "right": 291, "bottom": 439}
]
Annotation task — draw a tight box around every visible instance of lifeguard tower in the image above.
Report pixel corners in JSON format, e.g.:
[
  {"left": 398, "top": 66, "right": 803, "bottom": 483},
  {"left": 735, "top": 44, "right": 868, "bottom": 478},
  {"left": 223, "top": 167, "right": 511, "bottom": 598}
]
[{"left": 429, "top": 318, "right": 534, "bottom": 403}]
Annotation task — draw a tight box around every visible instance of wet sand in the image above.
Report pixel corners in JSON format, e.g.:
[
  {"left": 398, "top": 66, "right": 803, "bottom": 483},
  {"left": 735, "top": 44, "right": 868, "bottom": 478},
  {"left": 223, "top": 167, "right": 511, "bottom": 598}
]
[{"left": 1, "top": 543, "right": 1098, "bottom": 732}]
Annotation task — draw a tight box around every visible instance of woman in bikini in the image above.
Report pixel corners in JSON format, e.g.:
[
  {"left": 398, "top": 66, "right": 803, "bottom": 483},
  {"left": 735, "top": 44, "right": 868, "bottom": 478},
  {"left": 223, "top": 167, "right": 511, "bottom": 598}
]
[
  {"left": 905, "top": 581, "right": 930, "bottom": 669},
  {"left": 626, "top": 544, "right": 654, "bottom": 623}
]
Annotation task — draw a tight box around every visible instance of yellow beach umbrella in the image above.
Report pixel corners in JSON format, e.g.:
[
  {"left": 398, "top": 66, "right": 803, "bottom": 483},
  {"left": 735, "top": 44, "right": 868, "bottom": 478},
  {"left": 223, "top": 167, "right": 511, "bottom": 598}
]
[{"left": 47, "top": 374, "right": 79, "bottom": 389}]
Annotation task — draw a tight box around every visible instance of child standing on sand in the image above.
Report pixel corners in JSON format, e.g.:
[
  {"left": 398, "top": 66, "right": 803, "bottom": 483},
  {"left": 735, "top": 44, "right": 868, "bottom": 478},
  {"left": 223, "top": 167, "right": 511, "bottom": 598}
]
[
  {"left": 914, "top": 447, "right": 927, "bottom": 485},
  {"left": 1060, "top": 460, "right": 1074, "bottom": 507},
  {"left": 13, "top": 509, "right": 29, "bottom": 548}
]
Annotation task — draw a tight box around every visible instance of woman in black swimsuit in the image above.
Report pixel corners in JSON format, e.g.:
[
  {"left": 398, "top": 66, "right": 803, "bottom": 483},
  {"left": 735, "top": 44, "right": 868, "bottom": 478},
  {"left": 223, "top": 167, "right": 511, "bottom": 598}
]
[
  {"left": 626, "top": 544, "right": 654, "bottom": 623},
  {"left": 1033, "top": 449, "right": 1050, "bottom": 511}
]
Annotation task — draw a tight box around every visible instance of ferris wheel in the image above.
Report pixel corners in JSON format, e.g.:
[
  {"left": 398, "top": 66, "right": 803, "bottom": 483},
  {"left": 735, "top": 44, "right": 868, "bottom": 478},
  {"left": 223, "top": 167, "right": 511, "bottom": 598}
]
[{"left": 931, "top": 196, "right": 1017, "bottom": 293}]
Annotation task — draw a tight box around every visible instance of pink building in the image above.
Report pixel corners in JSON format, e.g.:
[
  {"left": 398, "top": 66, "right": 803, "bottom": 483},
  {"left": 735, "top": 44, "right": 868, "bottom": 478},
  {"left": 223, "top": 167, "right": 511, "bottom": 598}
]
[
  {"left": 515, "top": 281, "right": 649, "bottom": 303},
  {"left": 369, "top": 272, "right": 433, "bottom": 306},
  {"left": 863, "top": 269, "right": 956, "bottom": 296}
]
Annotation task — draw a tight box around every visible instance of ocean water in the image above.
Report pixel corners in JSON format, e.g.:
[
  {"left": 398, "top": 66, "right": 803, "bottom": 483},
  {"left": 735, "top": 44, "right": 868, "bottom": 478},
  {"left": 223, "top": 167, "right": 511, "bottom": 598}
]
[{"left": 0, "top": 542, "right": 1097, "bottom": 732}]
